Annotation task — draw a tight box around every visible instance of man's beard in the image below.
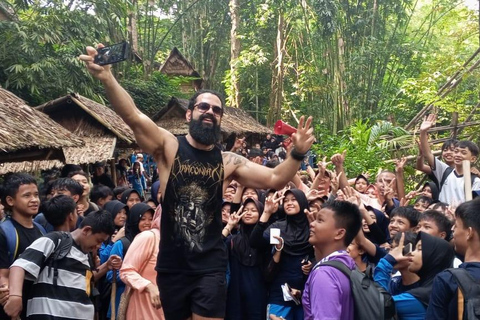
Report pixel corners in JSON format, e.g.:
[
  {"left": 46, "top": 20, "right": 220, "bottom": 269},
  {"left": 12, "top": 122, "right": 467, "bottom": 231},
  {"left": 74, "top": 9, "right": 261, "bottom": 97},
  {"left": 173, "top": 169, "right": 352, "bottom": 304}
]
[{"left": 189, "top": 114, "right": 221, "bottom": 146}]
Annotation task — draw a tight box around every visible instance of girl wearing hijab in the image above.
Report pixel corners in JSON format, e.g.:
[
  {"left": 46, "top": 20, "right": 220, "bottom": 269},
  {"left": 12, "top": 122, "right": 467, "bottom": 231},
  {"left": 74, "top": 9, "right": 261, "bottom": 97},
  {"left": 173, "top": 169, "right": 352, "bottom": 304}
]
[
  {"left": 120, "top": 204, "right": 164, "bottom": 319},
  {"left": 374, "top": 232, "right": 454, "bottom": 319},
  {"left": 223, "top": 198, "right": 267, "bottom": 320},
  {"left": 106, "top": 202, "right": 154, "bottom": 319},
  {"left": 121, "top": 188, "right": 142, "bottom": 209},
  {"left": 354, "top": 174, "right": 369, "bottom": 193},
  {"left": 100, "top": 200, "right": 129, "bottom": 263},
  {"left": 250, "top": 189, "right": 314, "bottom": 320},
  {"left": 147, "top": 181, "right": 161, "bottom": 209}
]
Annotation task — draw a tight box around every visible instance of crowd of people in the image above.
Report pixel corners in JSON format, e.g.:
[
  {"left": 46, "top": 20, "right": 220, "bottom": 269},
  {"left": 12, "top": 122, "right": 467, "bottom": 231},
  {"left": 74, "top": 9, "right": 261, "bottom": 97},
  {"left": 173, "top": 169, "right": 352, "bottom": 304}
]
[{"left": 0, "top": 45, "right": 478, "bottom": 320}]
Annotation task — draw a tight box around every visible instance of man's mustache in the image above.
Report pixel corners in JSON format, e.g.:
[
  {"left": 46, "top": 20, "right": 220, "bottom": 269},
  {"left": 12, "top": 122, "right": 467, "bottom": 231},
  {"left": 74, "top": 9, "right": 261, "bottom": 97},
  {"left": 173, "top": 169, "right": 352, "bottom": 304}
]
[{"left": 199, "top": 113, "right": 218, "bottom": 125}]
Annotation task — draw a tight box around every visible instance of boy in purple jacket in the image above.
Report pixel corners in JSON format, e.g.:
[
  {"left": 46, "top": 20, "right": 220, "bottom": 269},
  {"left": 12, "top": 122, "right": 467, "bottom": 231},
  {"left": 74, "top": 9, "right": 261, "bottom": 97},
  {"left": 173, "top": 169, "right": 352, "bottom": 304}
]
[{"left": 302, "top": 201, "right": 362, "bottom": 320}]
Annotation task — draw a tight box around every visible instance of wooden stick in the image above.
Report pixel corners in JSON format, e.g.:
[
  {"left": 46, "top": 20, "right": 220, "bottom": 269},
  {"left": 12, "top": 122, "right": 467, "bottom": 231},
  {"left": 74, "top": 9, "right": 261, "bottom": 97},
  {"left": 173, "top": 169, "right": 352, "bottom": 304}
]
[
  {"left": 464, "top": 160, "right": 473, "bottom": 202},
  {"left": 111, "top": 271, "right": 117, "bottom": 319}
]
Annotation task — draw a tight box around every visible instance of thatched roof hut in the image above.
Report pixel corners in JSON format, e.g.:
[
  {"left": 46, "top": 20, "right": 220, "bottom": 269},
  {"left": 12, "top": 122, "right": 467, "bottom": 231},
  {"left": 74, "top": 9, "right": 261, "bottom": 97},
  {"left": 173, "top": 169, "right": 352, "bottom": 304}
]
[
  {"left": 151, "top": 97, "right": 272, "bottom": 143},
  {"left": 159, "top": 47, "right": 203, "bottom": 92},
  {"left": 35, "top": 93, "right": 136, "bottom": 165},
  {"left": 0, "top": 88, "right": 82, "bottom": 167}
]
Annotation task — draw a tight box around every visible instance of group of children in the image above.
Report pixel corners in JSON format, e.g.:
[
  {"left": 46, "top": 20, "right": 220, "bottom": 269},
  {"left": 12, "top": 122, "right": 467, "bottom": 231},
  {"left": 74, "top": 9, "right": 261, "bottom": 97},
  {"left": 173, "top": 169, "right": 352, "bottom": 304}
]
[{"left": 0, "top": 118, "right": 480, "bottom": 320}]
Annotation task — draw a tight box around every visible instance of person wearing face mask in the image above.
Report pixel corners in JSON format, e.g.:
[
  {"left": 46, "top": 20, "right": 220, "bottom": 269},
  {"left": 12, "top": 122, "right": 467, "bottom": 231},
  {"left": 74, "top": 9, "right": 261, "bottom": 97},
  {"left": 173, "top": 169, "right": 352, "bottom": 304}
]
[
  {"left": 222, "top": 198, "right": 267, "bottom": 320},
  {"left": 106, "top": 203, "right": 154, "bottom": 319},
  {"left": 250, "top": 189, "right": 314, "bottom": 320}
]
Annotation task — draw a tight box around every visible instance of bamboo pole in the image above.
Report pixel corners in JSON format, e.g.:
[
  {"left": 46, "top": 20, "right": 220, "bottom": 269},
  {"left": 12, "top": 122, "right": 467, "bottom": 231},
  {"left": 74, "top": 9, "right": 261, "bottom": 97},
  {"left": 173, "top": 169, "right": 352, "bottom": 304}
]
[{"left": 464, "top": 160, "right": 473, "bottom": 202}]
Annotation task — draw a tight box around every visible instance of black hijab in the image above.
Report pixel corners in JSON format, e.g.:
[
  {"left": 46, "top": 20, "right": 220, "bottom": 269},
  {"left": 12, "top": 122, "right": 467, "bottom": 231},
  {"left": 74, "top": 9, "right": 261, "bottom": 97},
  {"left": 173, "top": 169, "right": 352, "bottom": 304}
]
[
  {"left": 267, "top": 189, "right": 312, "bottom": 256},
  {"left": 408, "top": 232, "right": 454, "bottom": 306},
  {"left": 125, "top": 202, "right": 154, "bottom": 242},
  {"left": 423, "top": 181, "right": 439, "bottom": 202},
  {"left": 120, "top": 188, "right": 140, "bottom": 205},
  {"left": 104, "top": 200, "right": 128, "bottom": 231},
  {"left": 231, "top": 198, "right": 264, "bottom": 267},
  {"left": 148, "top": 181, "right": 161, "bottom": 207}
]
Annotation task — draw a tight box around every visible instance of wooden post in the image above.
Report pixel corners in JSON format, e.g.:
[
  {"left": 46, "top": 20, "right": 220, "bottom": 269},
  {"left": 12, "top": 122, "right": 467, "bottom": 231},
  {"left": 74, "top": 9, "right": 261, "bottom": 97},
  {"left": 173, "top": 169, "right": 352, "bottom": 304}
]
[
  {"left": 464, "top": 160, "right": 473, "bottom": 201},
  {"left": 110, "top": 158, "right": 117, "bottom": 187},
  {"left": 451, "top": 112, "right": 458, "bottom": 140}
]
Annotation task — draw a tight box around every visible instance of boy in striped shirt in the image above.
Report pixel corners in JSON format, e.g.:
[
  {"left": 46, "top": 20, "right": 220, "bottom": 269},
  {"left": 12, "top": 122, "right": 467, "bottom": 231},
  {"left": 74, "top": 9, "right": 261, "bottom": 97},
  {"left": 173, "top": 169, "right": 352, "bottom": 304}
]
[{"left": 4, "top": 208, "right": 115, "bottom": 319}]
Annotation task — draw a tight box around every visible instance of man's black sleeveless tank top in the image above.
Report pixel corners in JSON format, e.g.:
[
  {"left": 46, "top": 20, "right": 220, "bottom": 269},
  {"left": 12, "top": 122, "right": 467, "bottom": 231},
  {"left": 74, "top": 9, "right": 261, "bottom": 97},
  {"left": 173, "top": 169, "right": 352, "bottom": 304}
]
[{"left": 156, "top": 136, "right": 227, "bottom": 273}]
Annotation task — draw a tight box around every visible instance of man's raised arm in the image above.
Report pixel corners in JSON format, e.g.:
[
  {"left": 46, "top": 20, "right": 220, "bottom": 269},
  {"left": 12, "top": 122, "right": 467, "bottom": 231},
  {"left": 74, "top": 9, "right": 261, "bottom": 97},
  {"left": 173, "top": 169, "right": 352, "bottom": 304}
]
[
  {"left": 79, "top": 45, "right": 175, "bottom": 157},
  {"left": 227, "top": 116, "right": 315, "bottom": 190}
]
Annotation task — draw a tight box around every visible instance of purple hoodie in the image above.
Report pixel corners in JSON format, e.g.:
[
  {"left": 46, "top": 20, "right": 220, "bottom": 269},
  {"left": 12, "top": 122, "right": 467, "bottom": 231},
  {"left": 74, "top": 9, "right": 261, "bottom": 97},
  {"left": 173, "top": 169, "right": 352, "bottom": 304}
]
[{"left": 302, "top": 251, "right": 355, "bottom": 320}]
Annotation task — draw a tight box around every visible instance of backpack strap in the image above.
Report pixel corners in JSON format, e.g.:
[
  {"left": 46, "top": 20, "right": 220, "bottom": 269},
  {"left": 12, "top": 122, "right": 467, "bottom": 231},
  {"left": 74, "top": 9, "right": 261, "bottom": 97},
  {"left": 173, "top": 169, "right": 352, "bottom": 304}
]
[
  {"left": 0, "top": 218, "right": 19, "bottom": 265},
  {"left": 321, "top": 260, "right": 353, "bottom": 278},
  {"left": 33, "top": 221, "right": 46, "bottom": 235},
  {"left": 120, "top": 237, "right": 131, "bottom": 257},
  {"left": 439, "top": 167, "right": 454, "bottom": 192}
]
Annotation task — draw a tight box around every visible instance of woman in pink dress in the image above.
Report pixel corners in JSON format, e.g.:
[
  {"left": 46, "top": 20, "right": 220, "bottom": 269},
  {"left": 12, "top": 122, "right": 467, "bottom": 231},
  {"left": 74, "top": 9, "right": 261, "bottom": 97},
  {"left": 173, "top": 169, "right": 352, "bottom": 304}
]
[{"left": 120, "top": 205, "right": 164, "bottom": 319}]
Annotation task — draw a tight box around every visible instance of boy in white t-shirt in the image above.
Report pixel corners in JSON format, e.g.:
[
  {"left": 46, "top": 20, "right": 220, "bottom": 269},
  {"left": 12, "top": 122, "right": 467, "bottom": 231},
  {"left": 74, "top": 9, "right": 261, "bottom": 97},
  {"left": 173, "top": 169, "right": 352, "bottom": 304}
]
[{"left": 419, "top": 114, "right": 480, "bottom": 205}]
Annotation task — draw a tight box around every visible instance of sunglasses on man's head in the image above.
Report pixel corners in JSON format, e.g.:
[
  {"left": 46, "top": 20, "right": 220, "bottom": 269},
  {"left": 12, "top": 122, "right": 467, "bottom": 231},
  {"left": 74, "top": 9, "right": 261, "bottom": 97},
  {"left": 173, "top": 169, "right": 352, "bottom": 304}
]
[{"left": 194, "top": 102, "right": 223, "bottom": 117}]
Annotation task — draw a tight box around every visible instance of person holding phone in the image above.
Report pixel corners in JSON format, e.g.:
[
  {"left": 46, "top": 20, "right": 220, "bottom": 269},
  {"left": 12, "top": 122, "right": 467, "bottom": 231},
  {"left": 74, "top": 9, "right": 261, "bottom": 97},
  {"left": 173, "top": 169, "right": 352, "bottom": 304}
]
[
  {"left": 250, "top": 189, "right": 314, "bottom": 320},
  {"left": 373, "top": 232, "right": 454, "bottom": 319},
  {"left": 80, "top": 46, "right": 315, "bottom": 320}
]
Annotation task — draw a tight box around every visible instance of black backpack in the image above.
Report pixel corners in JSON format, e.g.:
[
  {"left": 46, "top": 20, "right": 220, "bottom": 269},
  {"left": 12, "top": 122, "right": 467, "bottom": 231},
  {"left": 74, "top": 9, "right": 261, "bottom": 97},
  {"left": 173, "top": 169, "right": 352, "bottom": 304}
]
[
  {"left": 447, "top": 268, "right": 480, "bottom": 320},
  {"left": 321, "top": 260, "right": 396, "bottom": 320},
  {"left": 43, "top": 232, "right": 74, "bottom": 286}
]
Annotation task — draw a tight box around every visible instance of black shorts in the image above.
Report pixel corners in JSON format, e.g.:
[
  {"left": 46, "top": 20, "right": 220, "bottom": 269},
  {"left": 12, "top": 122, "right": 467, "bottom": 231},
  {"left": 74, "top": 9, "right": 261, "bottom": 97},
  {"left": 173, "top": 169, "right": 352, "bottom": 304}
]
[{"left": 157, "top": 271, "right": 227, "bottom": 320}]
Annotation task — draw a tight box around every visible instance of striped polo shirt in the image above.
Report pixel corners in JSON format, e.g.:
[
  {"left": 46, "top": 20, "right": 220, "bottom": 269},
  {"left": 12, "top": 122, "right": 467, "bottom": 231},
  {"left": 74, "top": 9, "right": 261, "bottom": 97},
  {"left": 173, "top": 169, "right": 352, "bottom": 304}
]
[{"left": 11, "top": 233, "right": 94, "bottom": 320}]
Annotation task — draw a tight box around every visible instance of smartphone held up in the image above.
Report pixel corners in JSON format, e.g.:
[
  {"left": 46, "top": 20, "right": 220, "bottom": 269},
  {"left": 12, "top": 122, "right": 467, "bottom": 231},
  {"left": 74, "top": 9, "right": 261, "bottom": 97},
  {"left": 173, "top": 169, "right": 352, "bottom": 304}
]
[{"left": 94, "top": 41, "right": 130, "bottom": 66}]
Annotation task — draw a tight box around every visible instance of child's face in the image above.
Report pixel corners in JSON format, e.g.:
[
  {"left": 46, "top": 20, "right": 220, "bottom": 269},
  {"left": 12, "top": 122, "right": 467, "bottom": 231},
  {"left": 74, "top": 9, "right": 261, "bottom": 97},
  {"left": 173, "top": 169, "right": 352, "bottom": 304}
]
[
  {"left": 223, "top": 187, "right": 235, "bottom": 202},
  {"left": 454, "top": 147, "right": 477, "bottom": 165},
  {"left": 81, "top": 230, "right": 109, "bottom": 253},
  {"left": 242, "top": 188, "right": 258, "bottom": 202},
  {"left": 242, "top": 202, "right": 260, "bottom": 225},
  {"left": 361, "top": 211, "right": 377, "bottom": 233},
  {"left": 72, "top": 174, "right": 91, "bottom": 198},
  {"left": 347, "top": 241, "right": 364, "bottom": 260},
  {"left": 8, "top": 183, "right": 40, "bottom": 216},
  {"left": 422, "top": 185, "right": 432, "bottom": 198},
  {"left": 388, "top": 216, "right": 411, "bottom": 238},
  {"left": 452, "top": 217, "right": 469, "bottom": 256},
  {"left": 283, "top": 193, "right": 300, "bottom": 215},
  {"left": 221, "top": 204, "right": 231, "bottom": 224},
  {"left": 138, "top": 212, "right": 153, "bottom": 232},
  {"left": 114, "top": 209, "right": 127, "bottom": 227},
  {"left": 126, "top": 193, "right": 141, "bottom": 209},
  {"left": 408, "top": 240, "right": 423, "bottom": 274},
  {"left": 309, "top": 208, "right": 342, "bottom": 247},
  {"left": 442, "top": 145, "right": 455, "bottom": 164},
  {"left": 355, "top": 179, "right": 368, "bottom": 193},
  {"left": 417, "top": 219, "right": 444, "bottom": 239},
  {"left": 414, "top": 200, "right": 429, "bottom": 213}
]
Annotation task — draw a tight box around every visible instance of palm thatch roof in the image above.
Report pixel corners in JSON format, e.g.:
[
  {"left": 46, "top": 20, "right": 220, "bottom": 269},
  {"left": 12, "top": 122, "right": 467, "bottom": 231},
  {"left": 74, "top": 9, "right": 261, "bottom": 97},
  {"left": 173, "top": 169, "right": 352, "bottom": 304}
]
[
  {"left": 159, "top": 47, "right": 203, "bottom": 90},
  {"left": 0, "top": 160, "right": 63, "bottom": 175},
  {"left": 151, "top": 97, "right": 272, "bottom": 139},
  {"left": 35, "top": 93, "right": 136, "bottom": 164},
  {"left": 0, "top": 88, "right": 82, "bottom": 164}
]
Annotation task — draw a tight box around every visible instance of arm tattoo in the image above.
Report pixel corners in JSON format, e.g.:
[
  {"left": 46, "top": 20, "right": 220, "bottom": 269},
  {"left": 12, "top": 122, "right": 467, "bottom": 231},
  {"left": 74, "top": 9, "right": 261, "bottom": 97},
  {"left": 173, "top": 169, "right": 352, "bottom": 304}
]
[{"left": 223, "top": 152, "right": 249, "bottom": 168}]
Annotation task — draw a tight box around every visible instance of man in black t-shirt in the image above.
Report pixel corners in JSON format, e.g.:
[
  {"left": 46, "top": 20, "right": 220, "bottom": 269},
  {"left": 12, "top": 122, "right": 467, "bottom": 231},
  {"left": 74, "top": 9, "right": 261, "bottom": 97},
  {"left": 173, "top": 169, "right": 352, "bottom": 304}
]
[
  {"left": 0, "top": 173, "right": 44, "bottom": 320},
  {"left": 81, "top": 47, "right": 315, "bottom": 320}
]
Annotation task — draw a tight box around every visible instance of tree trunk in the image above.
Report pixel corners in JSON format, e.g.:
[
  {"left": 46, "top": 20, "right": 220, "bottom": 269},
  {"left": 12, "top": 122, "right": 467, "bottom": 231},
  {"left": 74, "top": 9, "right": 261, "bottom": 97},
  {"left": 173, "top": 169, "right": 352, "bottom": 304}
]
[
  {"left": 229, "top": 0, "right": 241, "bottom": 108},
  {"left": 268, "top": 11, "right": 285, "bottom": 127},
  {"left": 128, "top": 0, "right": 139, "bottom": 54}
]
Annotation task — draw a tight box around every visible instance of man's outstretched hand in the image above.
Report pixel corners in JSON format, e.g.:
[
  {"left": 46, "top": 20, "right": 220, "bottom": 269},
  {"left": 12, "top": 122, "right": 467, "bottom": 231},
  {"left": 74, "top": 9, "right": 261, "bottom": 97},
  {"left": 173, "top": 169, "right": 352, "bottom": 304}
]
[
  {"left": 78, "top": 45, "right": 113, "bottom": 83},
  {"left": 291, "top": 116, "right": 315, "bottom": 154}
]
